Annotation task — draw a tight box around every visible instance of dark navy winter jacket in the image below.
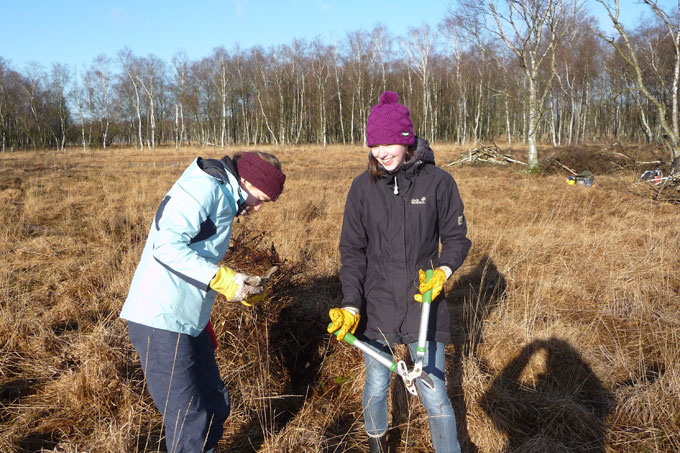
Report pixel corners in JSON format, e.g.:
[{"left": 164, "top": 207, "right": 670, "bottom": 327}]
[{"left": 339, "top": 138, "right": 471, "bottom": 344}]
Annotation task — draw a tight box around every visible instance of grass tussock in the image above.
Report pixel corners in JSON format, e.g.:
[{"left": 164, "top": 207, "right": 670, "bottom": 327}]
[{"left": 0, "top": 143, "right": 678, "bottom": 452}]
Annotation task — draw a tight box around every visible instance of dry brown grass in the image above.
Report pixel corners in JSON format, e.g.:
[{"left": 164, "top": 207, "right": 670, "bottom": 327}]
[{"left": 0, "top": 143, "right": 678, "bottom": 452}]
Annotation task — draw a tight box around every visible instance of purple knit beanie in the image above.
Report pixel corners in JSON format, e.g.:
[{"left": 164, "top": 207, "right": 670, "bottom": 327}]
[{"left": 366, "top": 91, "right": 415, "bottom": 147}]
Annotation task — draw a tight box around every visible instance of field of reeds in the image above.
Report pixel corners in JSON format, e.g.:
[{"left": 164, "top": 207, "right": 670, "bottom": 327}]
[{"left": 0, "top": 143, "right": 678, "bottom": 452}]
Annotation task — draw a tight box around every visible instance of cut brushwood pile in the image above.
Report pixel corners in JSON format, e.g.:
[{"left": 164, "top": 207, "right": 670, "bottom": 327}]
[
  {"left": 540, "top": 143, "right": 670, "bottom": 175},
  {"left": 446, "top": 143, "right": 526, "bottom": 167}
]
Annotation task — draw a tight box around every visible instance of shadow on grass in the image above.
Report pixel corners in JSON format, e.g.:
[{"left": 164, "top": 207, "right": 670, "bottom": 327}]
[
  {"left": 222, "top": 273, "right": 341, "bottom": 452},
  {"left": 480, "top": 338, "right": 613, "bottom": 452},
  {"left": 448, "top": 254, "right": 507, "bottom": 453}
]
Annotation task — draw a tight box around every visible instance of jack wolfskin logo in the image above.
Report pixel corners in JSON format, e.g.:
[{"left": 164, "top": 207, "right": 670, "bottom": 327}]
[
  {"left": 458, "top": 215, "right": 464, "bottom": 225},
  {"left": 401, "top": 131, "right": 410, "bottom": 136},
  {"left": 411, "top": 197, "right": 426, "bottom": 205}
]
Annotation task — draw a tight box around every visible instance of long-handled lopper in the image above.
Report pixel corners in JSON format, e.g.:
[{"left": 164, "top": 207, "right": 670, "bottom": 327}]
[
  {"left": 329, "top": 325, "right": 419, "bottom": 395},
  {"left": 329, "top": 269, "right": 436, "bottom": 395},
  {"left": 403, "top": 269, "right": 435, "bottom": 391}
]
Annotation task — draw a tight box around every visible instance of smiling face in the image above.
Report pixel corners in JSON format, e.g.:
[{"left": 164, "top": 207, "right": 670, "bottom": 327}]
[
  {"left": 370, "top": 144, "right": 408, "bottom": 171},
  {"left": 238, "top": 178, "right": 271, "bottom": 215}
]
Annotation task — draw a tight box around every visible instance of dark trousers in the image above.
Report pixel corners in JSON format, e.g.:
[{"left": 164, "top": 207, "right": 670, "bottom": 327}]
[{"left": 128, "top": 321, "right": 230, "bottom": 453}]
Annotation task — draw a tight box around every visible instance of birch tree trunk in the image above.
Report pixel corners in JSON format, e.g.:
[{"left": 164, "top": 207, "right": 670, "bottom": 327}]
[
  {"left": 71, "top": 73, "right": 87, "bottom": 153},
  {"left": 131, "top": 77, "right": 143, "bottom": 149},
  {"left": 581, "top": 83, "right": 589, "bottom": 144},
  {"left": 119, "top": 51, "right": 145, "bottom": 150},
  {"left": 333, "top": 47, "right": 346, "bottom": 144},
  {"left": 595, "top": 0, "right": 679, "bottom": 159},
  {"left": 350, "top": 92, "right": 355, "bottom": 145},
  {"left": 221, "top": 76, "right": 227, "bottom": 148},
  {"left": 473, "top": 79, "right": 482, "bottom": 145},
  {"left": 294, "top": 72, "right": 305, "bottom": 145},
  {"left": 505, "top": 96, "right": 512, "bottom": 144},
  {"left": 637, "top": 96, "right": 654, "bottom": 142},
  {"left": 527, "top": 73, "right": 538, "bottom": 168},
  {"left": 175, "top": 103, "right": 179, "bottom": 150},
  {"left": 253, "top": 81, "right": 278, "bottom": 145},
  {"left": 403, "top": 25, "right": 434, "bottom": 140},
  {"left": 22, "top": 70, "right": 44, "bottom": 149},
  {"left": 138, "top": 80, "right": 155, "bottom": 149},
  {"left": 550, "top": 96, "right": 558, "bottom": 147}
]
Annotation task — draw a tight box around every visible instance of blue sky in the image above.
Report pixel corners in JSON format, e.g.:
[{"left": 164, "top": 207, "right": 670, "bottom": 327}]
[
  {"left": 0, "top": 0, "right": 661, "bottom": 72},
  {"left": 1, "top": 0, "right": 450, "bottom": 70}
]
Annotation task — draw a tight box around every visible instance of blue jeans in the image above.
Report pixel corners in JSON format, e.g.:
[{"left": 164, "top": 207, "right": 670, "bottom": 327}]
[{"left": 363, "top": 340, "right": 461, "bottom": 453}]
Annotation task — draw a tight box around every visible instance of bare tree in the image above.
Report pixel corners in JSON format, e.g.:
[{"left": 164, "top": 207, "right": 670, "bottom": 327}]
[
  {"left": 231, "top": 47, "right": 252, "bottom": 145},
  {"left": 119, "top": 49, "right": 144, "bottom": 149},
  {"left": 252, "top": 48, "right": 280, "bottom": 145},
  {"left": 135, "top": 55, "right": 166, "bottom": 149},
  {"left": 371, "top": 26, "right": 392, "bottom": 95},
  {"left": 449, "top": 0, "right": 576, "bottom": 169},
  {"left": 45, "top": 63, "right": 71, "bottom": 150},
  {"left": 285, "top": 40, "right": 308, "bottom": 145},
  {"left": 21, "top": 63, "right": 49, "bottom": 149},
  {"left": 440, "top": 26, "right": 470, "bottom": 144},
  {"left": 330, "top": 40, "right": 347, "bottom": 144},
  {"left": 311, "top": 39, "right": 331, "bottom": 147},
  {"left": 402, "top": 24, "right": 437, "bottom": 140},
  {"left": 345, "top": 30, "right": 369, "bottom": 145},
  {"left": 70, "top": 68, "right": 89, "bottom": 152},
  {"left": 210, "top": 47, "right": 231, "bottom": 148},
  {"left": 593, "top": 0, "right": 679, "bottom": 160},
  {"left": 85, "top": 55, "right": 113, "bottom": 148},
  {"left": 0, "top": 61, "right": 32, "bottom": 151},
  {"left": 0, "top": 59, "right": 6, "bottom": 151},
  {"left": 172, "top": 51, "right": 190, "bottom": 149}
]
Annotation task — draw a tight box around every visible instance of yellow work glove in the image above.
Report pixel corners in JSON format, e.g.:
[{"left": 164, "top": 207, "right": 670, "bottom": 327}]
[
  {"left": 327, "top": 307, "right": 360, "bottom": 341},
  {"left": 210, "top": 266, "right": 263, "bottom": 304},
  {"left": 242, "top": 291, "right": 267, "bottom": 307},
  {"left": 414, "top": 268, "right": 447, "bottom": 303}
]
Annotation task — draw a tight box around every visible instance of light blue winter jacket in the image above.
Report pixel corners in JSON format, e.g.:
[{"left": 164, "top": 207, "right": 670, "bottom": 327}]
[{"left": 120, "top": 157, "right": 247, "bottom": 336}]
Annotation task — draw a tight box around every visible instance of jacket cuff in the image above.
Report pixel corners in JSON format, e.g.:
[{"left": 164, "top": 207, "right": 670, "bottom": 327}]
[
  {"left": 438, "top": 265, "right": 453, "bottom": 280},
  {"left": 341, "top": 306, "right": 359, "bottom": 315}
]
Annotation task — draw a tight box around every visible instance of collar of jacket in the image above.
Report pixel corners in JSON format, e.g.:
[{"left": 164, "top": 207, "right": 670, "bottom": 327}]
[
  {"left": 198, "top": 156, "right": 248, "bottom": 202},
  {"left": 383, "top": 154, "right": 421, "bottom": 178},
  {"left": 379, "top": 137, "right": 434, "bottom": 177},
  {"left": 378, "top": 137, "right": 434, "bottom": 195}
]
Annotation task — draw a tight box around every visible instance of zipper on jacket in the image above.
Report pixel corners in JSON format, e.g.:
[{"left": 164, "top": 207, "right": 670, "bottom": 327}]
[{"left": 393, "top": 175, "right": 399, "bottom": 195}]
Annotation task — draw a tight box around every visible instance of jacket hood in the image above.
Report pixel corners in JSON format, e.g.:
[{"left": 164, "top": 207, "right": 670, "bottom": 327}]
[
  {"left": 372, "top": 136, "right": 435, "bottom": 178},
  {"left": 197, "top": 156, "right": 248, "bottom": 205},
  {"left": 411, "top": 136, "right": 435, "bottom": 167},
  {"left": 197, "top": 157, "right": 235, "bottom": 183}
]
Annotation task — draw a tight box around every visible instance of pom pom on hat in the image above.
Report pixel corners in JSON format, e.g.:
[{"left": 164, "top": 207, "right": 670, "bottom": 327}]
[
  {"left": 366, "top": 91, "right": 415, "bottom": 147},
  {"left": 380, "top": 91, "right": 400, "bottom": 104}
]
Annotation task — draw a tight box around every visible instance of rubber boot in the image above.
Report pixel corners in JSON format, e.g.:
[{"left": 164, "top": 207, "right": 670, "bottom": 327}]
[{"left": 368, "top": 434, "right": 387, "bottom": 453}]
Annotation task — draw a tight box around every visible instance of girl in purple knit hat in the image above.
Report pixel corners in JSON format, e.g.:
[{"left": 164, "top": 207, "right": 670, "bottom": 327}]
[{"left": 327, "top": 91, "right": 471, "bottom": 452}]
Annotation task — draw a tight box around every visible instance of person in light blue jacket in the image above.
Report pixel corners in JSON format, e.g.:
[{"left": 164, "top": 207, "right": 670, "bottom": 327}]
[{"left": 120, "top": 151, "right": 285, "bottom": 453}]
